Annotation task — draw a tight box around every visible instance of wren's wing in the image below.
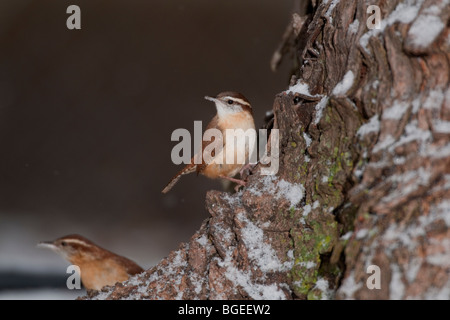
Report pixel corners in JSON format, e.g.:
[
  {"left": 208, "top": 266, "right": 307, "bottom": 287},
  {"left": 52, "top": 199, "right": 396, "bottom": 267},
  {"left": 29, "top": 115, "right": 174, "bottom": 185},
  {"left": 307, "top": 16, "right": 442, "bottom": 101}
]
[
  {"left": 112, "top": 255, "right": 145, "bottom": 276},
  {"left": 196, "top": 115, "right": 219, "bottom": 174},
  {"left": 124, "top": 261, "right": 144, "bottom": 276}
]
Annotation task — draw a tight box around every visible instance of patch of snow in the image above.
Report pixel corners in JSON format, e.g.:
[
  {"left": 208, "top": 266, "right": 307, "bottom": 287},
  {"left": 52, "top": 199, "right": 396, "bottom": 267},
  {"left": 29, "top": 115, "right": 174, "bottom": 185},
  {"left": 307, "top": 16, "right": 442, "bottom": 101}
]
[
  {"left": 373, "top": 134, "right": 395, "bottom": 153},
  {"left": 277, "top": 180, "right": 305, "bottom": 208},
  {"left": 247, "top": 176, "right": 305, "bottom": 208},
  {"left": 297, "top": 261, "right": 317, "bottom": 269},
  {"left": 302, "top": 204, "right": 312, "bottom": 217},
  {"left": 196, "top": 235, "right": 208, "bottom": 246},
  {"left": 428, "top": 143, "right": 450, "bottom": 159},
  {"left": 126, "top": 272, "right": 146, "bottom": 288},
  {"left": 190, "top": 273, "right": 204, "bottom": 295},
  {"left": 408, "top": 13, "right": 444, "bottom": 48},
  {"left": 348, "top": 19, "right": 359, "bottom": 34},
  {"left": 382, "top": 167, "right": 431, "bottom": 204},
  {"left": 424, "top": 279, "right": 450, "bottom": 300},
  {"left": 423, "top": 4, "right": 441, "bottom": 15},
  {"left": 293, "top": 279, "right": 303, "bottom": 288},
  {"left": 383, "top": 223, "right": 415, "bottom": 249},
  {"left": 423, "top": 89, "right": 444, "bottom": 110},
  {"left": 332, "top": 71, "right": 355, "bottom": 97},
  {"left": 338, "top": 271, "right": 362, "bottom": 299},
  {"left": 221, "top": 255, "right": 287, "bottom": 300},
  {"left": 426, "top": 253, "right": 450, "bottom": 267},
  {"left": 90, "top": 289, "right": 114, "bottom": 300},
  {"left": 386, "top": 0, "right": 424, "bottom": 24},
  {"left": 313, "top": 200, "right": 320, "bottom": 209},
  {"left": 430, "top": 200, "right": 450, "bottom": 227},
  {"left": 393, "top": 156, "right": 406, "bottom": 165},
  {"left": 411, "top": 96, "right": 421, "bottom": 113},
  {"left": 356, "top": 228, "right": 369, "bottom": 239},
  {"left": 260, "top": 221, "right": 270, "bottom": 229},
  {"left": 340, "top": 231, "right": 353, "bottom": 241},
  {"left": 237, "top": 212, "right": 292, "bottom": 273},
  {"left": 222, "top": 192, "right": 242, "bottom": 207},
  {"left": 357, "top": 115, "right": 380, "bottom": 136},
  {"left": 167, "top": 250, "right": 187, "bottom": 277},
  {"left": 314, "top": 277, "right": 334, "bottom": 300},
  {"left": 433, "top": 120, "right": 450, "bottom": 133},
  {"left": 214, "top": 210, "right": 298, "bottom": 300},
  {"left": 383, "top": 199, "right": 450, "bottom": 254},
  {"left": 213, "top": 222, "right": 234, "bottom": 242},
  {"left": 446, "top": 87, "right": 450, "bottom": 104},
  {"left": 303, "top": 132, "right": 312, "bottom": 147},
  {"left": 372, "top": 80, "right": 379, "bottom": 89},
  {"left": 313, "top": 96, "right": 329, "bottom": 125},
  {"left": 390, "top": 122, "right": 431, "bottom": 153},
  {"left": 444, "top": 175, "right": 450, "bottom": 189},
  {"left": 287, "top": 249, "right": 294, "bottom": 260},
  {"left": 367, "top": 159, "right": 389, "bottom": 169},
  {"left": 285, "top": 81, "right": 320, "bottom": 98},
  {"left": 325, "top": 0, "right": 340, "bottom": 18},
  {"left": 383, "top": 101, "right": 409, "bottom": 120},
  {"left": 406, "top": 257, "right": 422, "bottom": 283},
  {"left": 390, "top": 264, "right": 405, "bottom": 300}
]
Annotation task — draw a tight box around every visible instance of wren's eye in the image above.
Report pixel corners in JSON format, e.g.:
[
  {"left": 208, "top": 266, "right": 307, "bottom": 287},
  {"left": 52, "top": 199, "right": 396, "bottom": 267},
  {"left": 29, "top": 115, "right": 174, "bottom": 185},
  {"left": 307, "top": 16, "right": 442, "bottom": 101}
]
[
  {"left": 61, "top": 241, "right": 67, "bottom": 247},
  {"left": 293, "top": 96, "right": 301, "bottom": 104},
  {"left": 227, "top": 100, "right": 233, "bottom": 105}
]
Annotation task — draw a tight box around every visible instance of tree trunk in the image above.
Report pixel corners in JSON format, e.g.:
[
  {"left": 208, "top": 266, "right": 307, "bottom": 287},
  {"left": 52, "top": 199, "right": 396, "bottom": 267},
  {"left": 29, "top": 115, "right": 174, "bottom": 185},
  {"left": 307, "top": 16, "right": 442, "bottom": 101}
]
[{"left": 87, "top": 0, "right": 450, "bottom": 300}]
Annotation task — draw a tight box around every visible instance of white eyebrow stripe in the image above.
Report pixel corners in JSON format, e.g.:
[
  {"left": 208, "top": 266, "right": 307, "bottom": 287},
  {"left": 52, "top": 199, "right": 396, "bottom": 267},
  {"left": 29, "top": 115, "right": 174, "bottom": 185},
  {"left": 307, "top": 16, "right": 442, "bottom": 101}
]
[
  {"left": 223, "top": 96, "right": 251, "bottom": 107},
  {"left": 63, "top": 239, "right": 92, "bottom": 247}
]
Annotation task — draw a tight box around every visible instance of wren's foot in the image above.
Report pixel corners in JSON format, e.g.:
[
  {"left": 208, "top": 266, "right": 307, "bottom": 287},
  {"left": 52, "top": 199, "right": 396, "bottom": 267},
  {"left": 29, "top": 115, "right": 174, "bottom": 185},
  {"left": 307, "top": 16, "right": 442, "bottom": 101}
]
[
  {"left": 239, "top": 163, "right": 256, "bottom": 180},
  {"left": 219, "top": 175, "right": 247, "bottom": 192}
]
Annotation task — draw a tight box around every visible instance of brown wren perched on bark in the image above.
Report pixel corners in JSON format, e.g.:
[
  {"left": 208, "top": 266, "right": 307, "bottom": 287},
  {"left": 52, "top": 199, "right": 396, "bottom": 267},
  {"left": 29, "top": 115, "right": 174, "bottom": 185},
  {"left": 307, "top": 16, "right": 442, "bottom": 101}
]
[
  {"left": 38, "top": 234, "right": 144, "bottom": 291},
  {"left": 162, "top": 91, "right": 256, "bottom": 193}
]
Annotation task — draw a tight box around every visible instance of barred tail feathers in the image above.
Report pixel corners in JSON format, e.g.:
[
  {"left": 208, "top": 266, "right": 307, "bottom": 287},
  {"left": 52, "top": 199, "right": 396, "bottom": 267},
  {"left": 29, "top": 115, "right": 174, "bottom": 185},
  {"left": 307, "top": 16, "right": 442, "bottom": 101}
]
[{"left": 161, "top": 164, "right": 196, "bottom": 194}]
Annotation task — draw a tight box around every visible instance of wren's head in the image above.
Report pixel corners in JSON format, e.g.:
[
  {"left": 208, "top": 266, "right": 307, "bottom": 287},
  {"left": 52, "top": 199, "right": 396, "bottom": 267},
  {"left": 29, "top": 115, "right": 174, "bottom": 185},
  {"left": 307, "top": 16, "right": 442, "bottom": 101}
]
[
  {"left": 38, "top": 234, "right": 144, "bottom": 291},
  {"left": 38, "top": 234, "right": 106, "bottom": 263},
  {"left": 205, "top": 91, "right": 252, "bottom": 118}
]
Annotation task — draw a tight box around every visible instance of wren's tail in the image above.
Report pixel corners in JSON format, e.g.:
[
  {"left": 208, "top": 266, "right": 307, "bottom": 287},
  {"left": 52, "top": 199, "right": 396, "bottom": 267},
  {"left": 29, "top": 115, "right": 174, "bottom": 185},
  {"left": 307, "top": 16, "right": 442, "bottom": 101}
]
[{"left": 162, "top": 163, "right": 197, "bottom": 194}]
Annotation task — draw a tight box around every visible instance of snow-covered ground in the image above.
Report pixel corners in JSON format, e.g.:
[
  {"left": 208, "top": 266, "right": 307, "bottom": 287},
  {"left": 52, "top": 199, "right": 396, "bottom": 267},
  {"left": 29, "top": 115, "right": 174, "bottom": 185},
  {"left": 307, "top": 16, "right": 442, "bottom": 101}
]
[{"left": 0, "top": 288, "right": 85, "bottom": 300}]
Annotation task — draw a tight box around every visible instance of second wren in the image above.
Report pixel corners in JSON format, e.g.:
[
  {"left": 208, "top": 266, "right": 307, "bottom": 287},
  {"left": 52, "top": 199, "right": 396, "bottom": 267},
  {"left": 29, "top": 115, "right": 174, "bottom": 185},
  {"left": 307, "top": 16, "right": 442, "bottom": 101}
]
[
  {"left": 162, "top": 91, "right": 255, "bottom": 193},
  {"left": 38, "top": 234, "right": 144, "bottom": 291}
]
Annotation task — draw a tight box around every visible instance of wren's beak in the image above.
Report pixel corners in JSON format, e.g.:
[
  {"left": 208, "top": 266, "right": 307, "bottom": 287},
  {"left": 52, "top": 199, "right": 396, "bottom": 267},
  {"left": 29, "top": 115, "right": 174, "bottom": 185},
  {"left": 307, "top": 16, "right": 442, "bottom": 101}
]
[
  {"left": 37, "top": 241, "right": 57, "bottom": 251},
  {"left": 37, "top": 240, "right": 71, "bottom": 260},
  {"left": 204, "top": 96, "right": 219, "bottom": 103}
]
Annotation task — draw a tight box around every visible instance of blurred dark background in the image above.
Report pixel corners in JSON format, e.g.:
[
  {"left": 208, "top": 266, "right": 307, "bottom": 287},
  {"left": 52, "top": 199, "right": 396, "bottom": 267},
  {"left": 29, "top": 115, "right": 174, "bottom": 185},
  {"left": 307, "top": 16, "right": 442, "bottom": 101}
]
[{"left": 0, "top": 0, "right": 293, "bottom": 298}]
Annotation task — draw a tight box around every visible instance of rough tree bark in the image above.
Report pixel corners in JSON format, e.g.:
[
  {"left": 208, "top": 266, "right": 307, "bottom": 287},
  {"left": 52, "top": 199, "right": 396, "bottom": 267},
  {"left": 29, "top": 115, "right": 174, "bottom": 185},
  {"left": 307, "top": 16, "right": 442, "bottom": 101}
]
[{"left": 88, "top": 0, "right": 450, "bottom": 299}]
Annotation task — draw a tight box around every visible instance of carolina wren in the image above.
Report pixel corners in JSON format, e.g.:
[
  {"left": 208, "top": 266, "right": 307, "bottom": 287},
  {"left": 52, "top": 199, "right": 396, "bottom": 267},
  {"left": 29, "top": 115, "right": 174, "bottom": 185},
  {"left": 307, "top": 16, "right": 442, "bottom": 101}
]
[
  {"left": 162, "top": 91, "right": 255, "bottom": 193},
  {"left": 38, "top": 234, "right": 144, "bottom": 291}
]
